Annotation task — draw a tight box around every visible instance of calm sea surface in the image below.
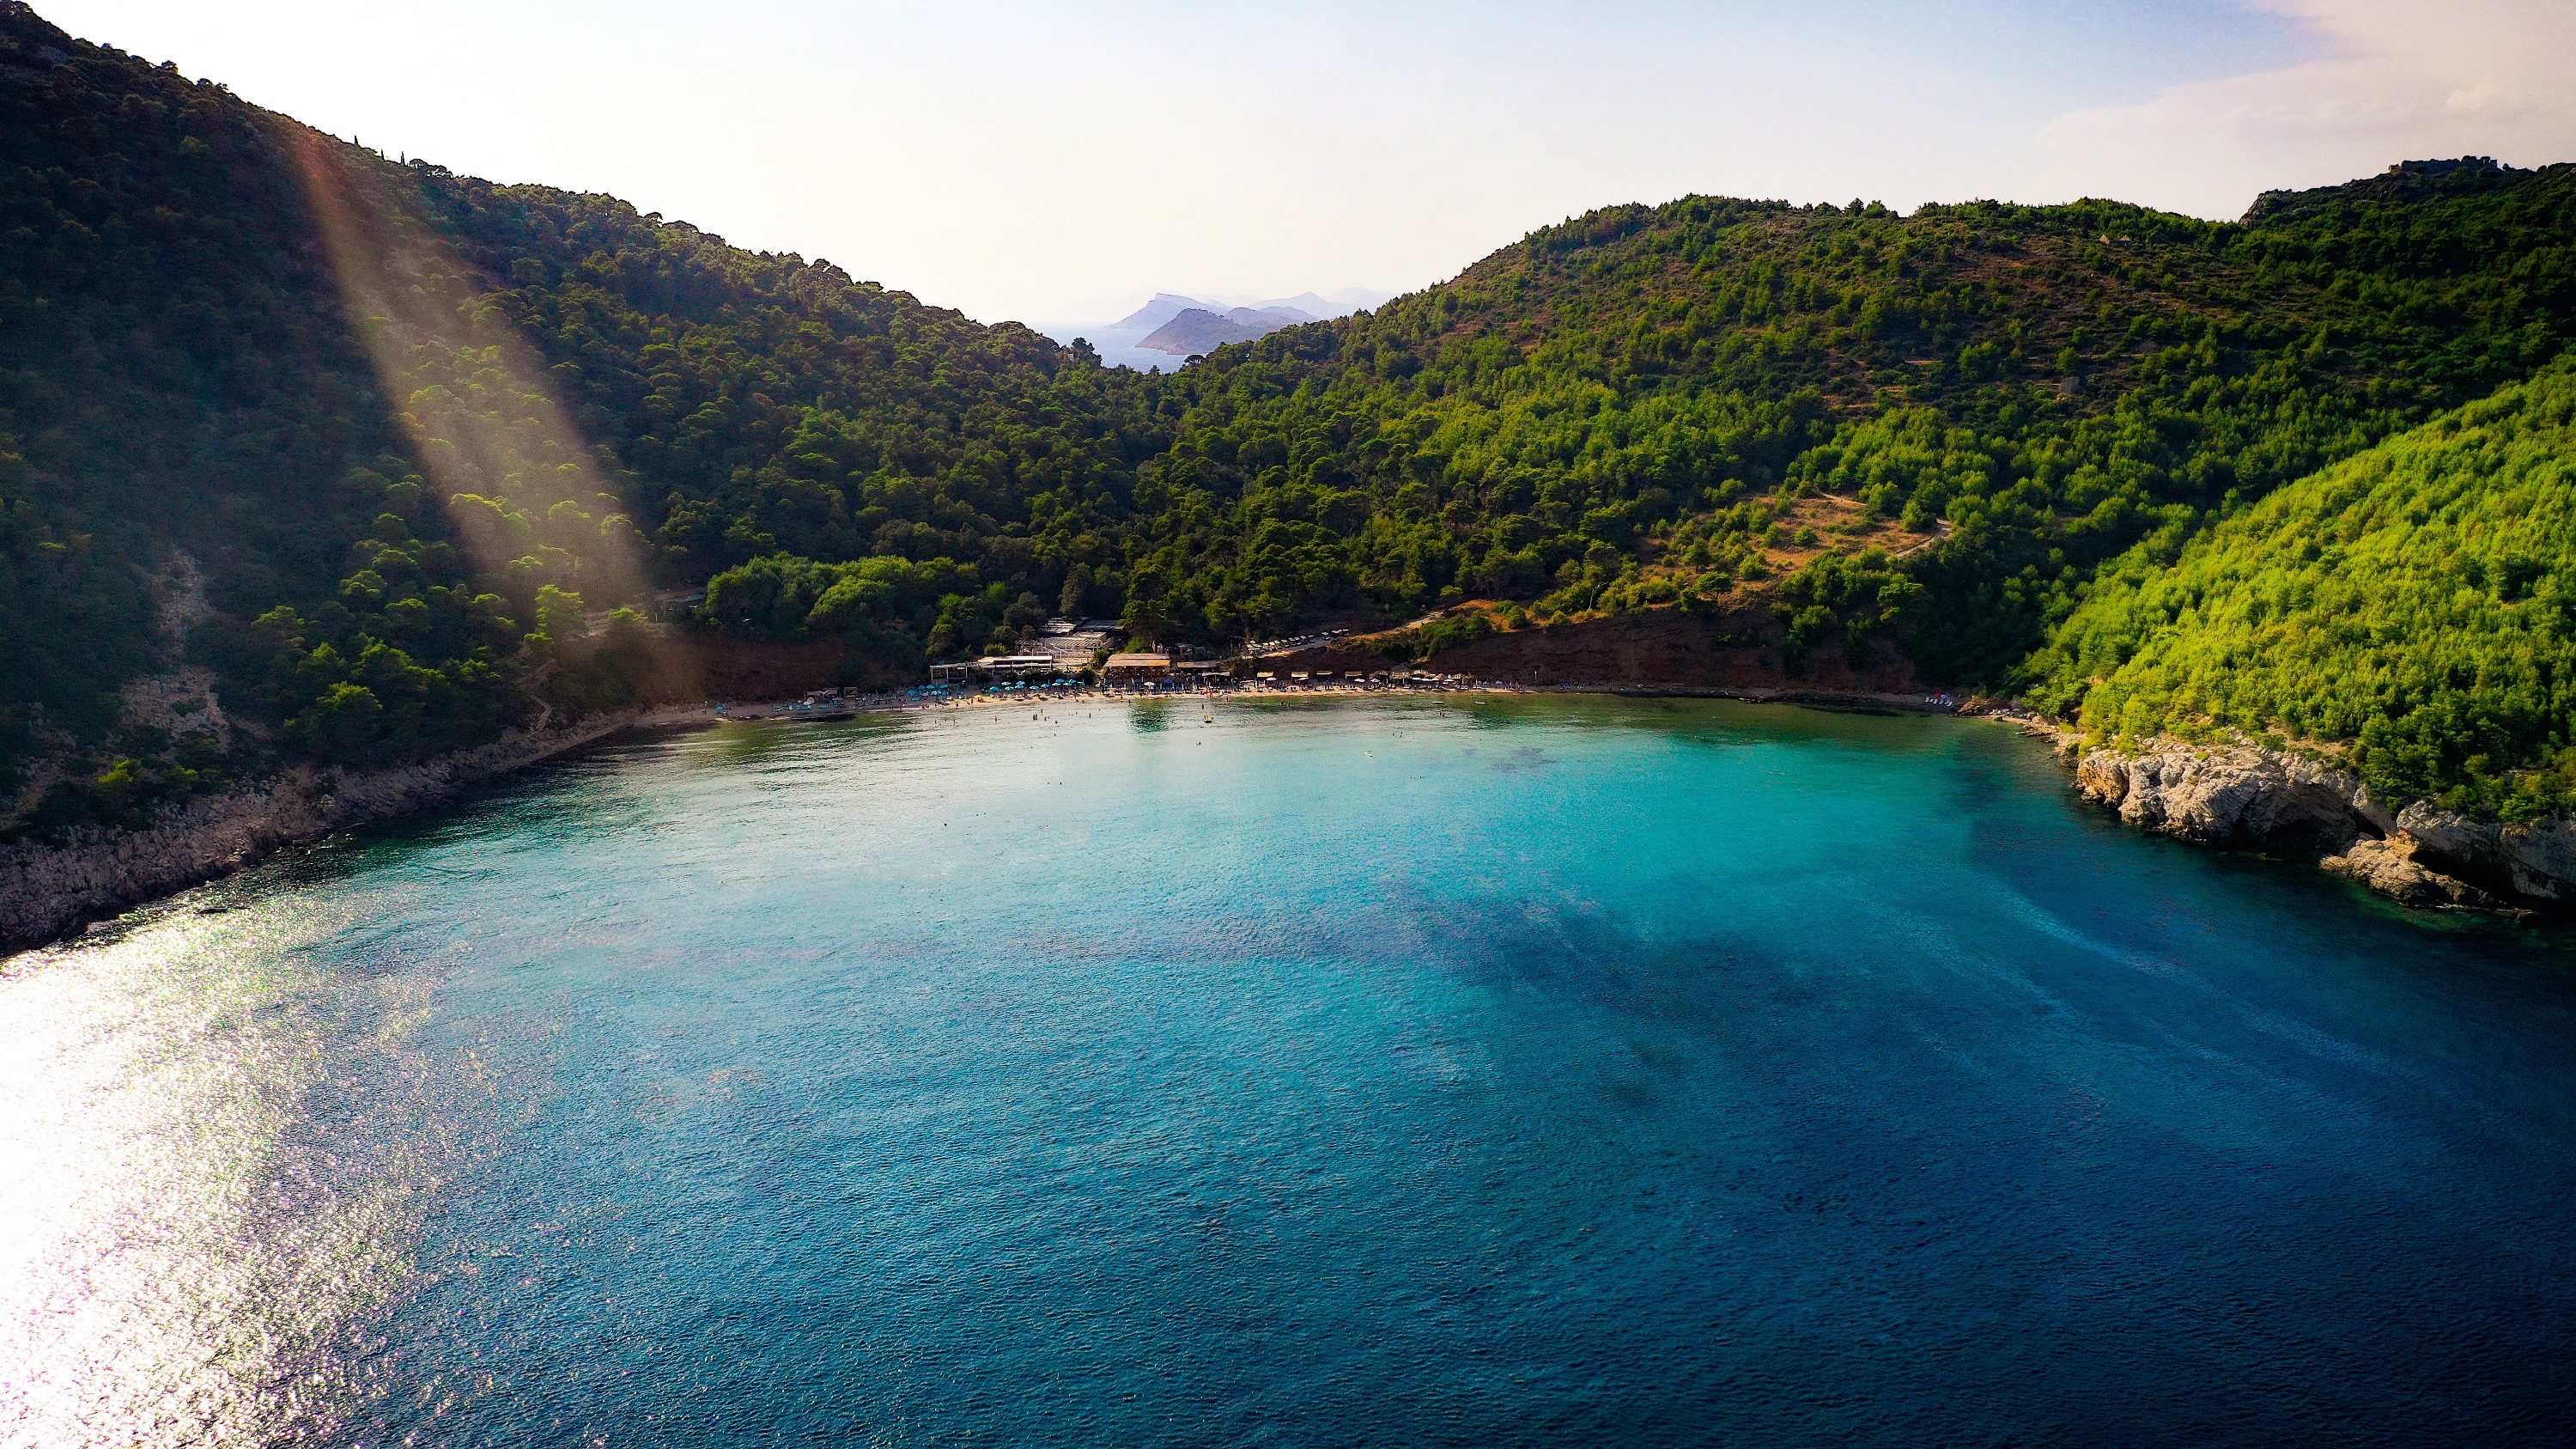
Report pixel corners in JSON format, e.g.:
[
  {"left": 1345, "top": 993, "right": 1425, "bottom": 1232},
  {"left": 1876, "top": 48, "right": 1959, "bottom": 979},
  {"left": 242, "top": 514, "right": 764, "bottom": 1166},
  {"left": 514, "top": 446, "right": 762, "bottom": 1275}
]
[{"left": 7, "top": 697, "right": 2576, "bottom": 1447}]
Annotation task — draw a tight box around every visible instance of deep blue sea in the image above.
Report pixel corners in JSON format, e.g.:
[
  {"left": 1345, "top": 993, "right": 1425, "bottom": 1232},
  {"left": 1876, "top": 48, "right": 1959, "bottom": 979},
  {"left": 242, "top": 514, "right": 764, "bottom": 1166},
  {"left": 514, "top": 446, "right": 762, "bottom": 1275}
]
[{"left": 7, "top": 697, "right": 2576, "bottom": 1447}]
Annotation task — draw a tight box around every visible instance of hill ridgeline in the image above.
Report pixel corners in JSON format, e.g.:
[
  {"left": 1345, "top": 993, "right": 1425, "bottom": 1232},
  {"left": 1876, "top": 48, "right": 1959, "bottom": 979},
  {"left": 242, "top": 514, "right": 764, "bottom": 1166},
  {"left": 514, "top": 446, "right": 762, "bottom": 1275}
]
[{"left": 7, "top": 0, "right": 2576, "bottom": 929}]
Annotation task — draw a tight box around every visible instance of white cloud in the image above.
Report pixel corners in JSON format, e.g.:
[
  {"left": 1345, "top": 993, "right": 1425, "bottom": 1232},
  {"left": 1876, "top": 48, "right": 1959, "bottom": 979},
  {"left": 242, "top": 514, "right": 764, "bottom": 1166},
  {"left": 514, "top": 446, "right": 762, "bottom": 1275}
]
[{"left": 2038, "top": 0, "right": 2576, "bottom": 217}]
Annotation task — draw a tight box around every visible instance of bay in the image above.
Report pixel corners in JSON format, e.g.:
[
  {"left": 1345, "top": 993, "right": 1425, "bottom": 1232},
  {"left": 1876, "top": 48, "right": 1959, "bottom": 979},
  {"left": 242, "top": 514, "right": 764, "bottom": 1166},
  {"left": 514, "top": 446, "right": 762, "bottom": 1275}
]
[{"left": 6, "top": 697, "right": 2573, "bottom": 1446}]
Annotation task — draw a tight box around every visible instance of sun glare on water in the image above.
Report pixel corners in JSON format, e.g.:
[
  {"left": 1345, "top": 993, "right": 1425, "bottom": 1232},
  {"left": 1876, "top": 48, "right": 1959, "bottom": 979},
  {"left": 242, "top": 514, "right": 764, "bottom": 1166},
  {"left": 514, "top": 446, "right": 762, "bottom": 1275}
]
[{"left": 0, "top": 900, "right": 467, "bottom": 1447}]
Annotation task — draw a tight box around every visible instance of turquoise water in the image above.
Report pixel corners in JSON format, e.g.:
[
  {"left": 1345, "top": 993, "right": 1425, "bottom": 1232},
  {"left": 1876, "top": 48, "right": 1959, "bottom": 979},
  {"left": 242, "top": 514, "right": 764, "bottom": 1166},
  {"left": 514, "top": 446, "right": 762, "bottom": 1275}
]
[{"left": 7, "top": 697, "right": 2576, "bottom": 1446}]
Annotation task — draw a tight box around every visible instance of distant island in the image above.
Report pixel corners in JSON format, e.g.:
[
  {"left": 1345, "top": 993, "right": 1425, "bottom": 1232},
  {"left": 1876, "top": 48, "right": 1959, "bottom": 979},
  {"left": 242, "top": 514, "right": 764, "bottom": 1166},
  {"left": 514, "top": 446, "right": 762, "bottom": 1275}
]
[
  {"left": 1046, "top": 289, "right": 1391, "bottom": 369},
  {"left": 1137, "top": 303, "right": 1316, "bottom": 356}
]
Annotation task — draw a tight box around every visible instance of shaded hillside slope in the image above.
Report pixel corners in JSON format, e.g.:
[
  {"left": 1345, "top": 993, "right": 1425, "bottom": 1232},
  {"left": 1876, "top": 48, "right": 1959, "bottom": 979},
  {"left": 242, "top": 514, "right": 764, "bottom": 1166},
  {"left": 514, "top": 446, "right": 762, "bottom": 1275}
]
[{"left": 0, "top": 2, "right": 1154, "bottom": 833}]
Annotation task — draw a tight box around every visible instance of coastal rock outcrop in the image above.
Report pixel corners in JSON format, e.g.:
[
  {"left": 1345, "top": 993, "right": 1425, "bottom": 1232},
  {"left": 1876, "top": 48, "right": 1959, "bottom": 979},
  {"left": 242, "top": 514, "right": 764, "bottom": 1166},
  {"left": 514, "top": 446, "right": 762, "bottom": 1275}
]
[
  {"left": 1, "top": 714, "right": 635, "bottom": 952},
  {"left": 2068, "top": 740, "right": 2390, "bottom": 850},
  {"left": 2390, "top": 803, "right": 2576, "bottom": 906},
  {"left": 2059, "top": 734, "right": 2573, "bottom": 915},
  {"left": 2320, "top": 837, "right": 2505, "bottom": 910}
]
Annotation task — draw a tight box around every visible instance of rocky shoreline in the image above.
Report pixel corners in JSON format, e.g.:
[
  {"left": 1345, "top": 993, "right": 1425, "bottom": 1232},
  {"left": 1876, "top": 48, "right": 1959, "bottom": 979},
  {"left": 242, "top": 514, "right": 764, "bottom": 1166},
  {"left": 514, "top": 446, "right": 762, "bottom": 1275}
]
[
  {"left": 0, "top": 712, "right": 644, "bottom": 953},
  {"left": 13, "top": 690, "right": 2570, "bottom": 955},
  {"left": 2027, "top": 724, "right": 2576, "bottom": 916}
]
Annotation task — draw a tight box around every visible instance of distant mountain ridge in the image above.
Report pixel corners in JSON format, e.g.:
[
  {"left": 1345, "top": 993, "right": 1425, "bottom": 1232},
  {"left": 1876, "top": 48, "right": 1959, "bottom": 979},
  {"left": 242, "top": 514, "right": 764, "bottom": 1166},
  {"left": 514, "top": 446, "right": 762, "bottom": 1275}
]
[
  {"left": 1109, "top": 293, "right": 1206, "bottom": 332},
  {"left": 1048, "top": 288, "right": 1392, "bottom": 370},
  {"left": 1137, "top": 303, "right": 1316, "bottom": 356}
]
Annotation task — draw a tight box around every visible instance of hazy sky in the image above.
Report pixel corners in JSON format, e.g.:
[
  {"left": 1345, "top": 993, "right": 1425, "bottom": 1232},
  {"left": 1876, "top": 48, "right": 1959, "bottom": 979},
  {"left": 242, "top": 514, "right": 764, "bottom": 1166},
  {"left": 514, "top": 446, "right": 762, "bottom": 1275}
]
[{"left": 36, "top": 1, "right": 2576, "bottom": 326}]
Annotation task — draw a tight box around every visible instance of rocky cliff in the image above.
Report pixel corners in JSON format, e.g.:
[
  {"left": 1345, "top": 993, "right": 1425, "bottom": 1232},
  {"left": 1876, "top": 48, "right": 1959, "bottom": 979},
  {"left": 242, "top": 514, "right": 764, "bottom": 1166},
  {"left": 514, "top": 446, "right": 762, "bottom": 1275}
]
[
  {"left": 2060, "top": 734, "right": 2576, "bottom": 914},
  {"left": 1, "top": 713, "right": 635, "bottom": 952}
]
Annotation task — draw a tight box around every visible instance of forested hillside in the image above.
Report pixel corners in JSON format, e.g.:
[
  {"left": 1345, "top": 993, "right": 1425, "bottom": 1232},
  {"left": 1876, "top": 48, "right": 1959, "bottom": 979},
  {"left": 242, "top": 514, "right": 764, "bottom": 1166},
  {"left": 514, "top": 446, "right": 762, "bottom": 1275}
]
[
  {"left": 2026, "top": 362, "right": 2576, "bottom": 817},
  {"left": 8, "top": 0, "right": 2576, "bottom": 843},
  {"left": 1122, "top": 162, "right": 2574, "bottom": 675},
  {"left": 0, "top": 3, "right": 1153, "bottom": 834}
]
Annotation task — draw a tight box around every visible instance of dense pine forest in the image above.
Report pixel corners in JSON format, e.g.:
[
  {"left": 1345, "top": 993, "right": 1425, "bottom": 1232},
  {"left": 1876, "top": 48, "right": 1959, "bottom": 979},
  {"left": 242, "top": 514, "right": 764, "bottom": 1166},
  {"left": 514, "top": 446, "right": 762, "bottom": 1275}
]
[
  {"left": 1126, "top": 165, "right": 2573, "bottom": 674},
  {"left": 5, "top": 0, "right": 2575, "bottom": 842},
  {"left": 2026, "top": 362, "right": 2576, "bottom": 819},
  {"left": 0, "top": 3, "right": 1157, "bottom": 833}
]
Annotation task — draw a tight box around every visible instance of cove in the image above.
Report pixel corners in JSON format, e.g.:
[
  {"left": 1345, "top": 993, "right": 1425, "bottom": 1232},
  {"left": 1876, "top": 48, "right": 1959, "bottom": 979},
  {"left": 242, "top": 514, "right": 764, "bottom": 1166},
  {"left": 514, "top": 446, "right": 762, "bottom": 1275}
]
[{"left": 6, "top": 696, "right": 2575, "bottom": 1447}]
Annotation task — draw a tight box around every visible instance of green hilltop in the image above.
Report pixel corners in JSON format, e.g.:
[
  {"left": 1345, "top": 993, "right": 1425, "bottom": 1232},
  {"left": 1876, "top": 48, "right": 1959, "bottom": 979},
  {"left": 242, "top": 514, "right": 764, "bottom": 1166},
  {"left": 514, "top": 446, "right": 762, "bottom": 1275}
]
[
  {"left": 1122, "top": 163, "right": 2573, "bottom": 677},
  {"left": 7, "top": 0, "right": 2576, "bottom": 838},
  {"left": 2026, "top": 362, "right": 2576, "bottom": 818}
]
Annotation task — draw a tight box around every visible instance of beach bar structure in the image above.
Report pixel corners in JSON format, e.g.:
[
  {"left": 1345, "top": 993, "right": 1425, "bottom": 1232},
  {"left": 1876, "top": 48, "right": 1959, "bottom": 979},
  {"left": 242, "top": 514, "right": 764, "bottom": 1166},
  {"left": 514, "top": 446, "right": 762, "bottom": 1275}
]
[
  {"left": 1100, "top": 652, "right": 1171, "bottom": 682},
  {"left": 929, "top": 654, "right": 1075, "bottom": 684}
]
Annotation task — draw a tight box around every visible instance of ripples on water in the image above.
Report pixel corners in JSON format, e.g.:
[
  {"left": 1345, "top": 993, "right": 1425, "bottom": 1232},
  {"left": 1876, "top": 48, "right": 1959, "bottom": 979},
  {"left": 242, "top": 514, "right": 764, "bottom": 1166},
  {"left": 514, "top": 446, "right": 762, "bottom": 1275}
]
[{"left": 6, "top": 697, "right": 2576, "bottom": 1446}]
